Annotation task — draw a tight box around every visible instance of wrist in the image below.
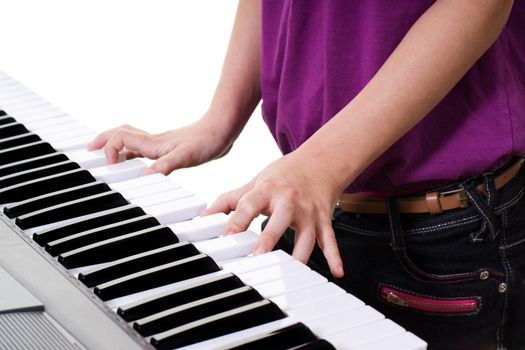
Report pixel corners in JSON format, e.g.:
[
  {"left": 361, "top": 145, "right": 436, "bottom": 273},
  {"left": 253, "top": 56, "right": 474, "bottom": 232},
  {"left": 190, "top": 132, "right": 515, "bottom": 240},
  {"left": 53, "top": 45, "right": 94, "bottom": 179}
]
[{"left": 286, "top": 148, "right": 351, "bottom": 199}]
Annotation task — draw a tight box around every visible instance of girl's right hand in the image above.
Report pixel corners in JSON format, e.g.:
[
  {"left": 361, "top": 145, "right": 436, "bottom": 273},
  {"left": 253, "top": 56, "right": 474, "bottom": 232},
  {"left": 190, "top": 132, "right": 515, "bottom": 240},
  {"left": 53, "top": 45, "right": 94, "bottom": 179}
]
[{"left": 87, "top": 116, "right": 235, "bottom": 175}]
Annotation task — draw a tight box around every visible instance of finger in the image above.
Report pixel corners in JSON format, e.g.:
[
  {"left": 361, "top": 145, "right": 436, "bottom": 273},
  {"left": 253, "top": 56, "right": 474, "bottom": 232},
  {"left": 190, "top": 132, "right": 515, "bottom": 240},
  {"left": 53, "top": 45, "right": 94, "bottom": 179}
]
[
  {"left": 316, "top": 218, "right": 344, "bottom": 278},
  {"left": 201, "top": 183, "right": 252, "bottom": 216},
  {"left": 291, "top": 221, "right": 316, "bottom": 264},
  {"left": 87, "top": 127, "right": 120, "bottom": 150},
  {"left": 146, "top": 148, "right": 187, "bottom": 175},
  {"left": 104, "top": 129, "right": 153, "bottom": 164},
  {"left": 224, "top": 190, "right": 269, "bottom": 234},
  {"left": 254, "top": 202, "right": 294, "bottom": 255},
  {"left": 87, "top": 124, "right": 140, "bottom": 151}
]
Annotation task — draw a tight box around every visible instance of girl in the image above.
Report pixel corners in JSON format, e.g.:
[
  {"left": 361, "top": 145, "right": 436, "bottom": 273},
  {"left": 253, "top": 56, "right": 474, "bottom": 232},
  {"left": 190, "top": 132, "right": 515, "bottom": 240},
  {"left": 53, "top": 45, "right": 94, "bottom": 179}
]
[{"left": 90, "top": 1, "right": 524, "bottom": 348}]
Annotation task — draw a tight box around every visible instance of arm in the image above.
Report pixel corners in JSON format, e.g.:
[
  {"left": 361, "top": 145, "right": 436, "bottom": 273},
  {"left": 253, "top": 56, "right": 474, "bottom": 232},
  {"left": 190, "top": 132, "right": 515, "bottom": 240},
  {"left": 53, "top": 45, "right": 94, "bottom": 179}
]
[
  {"left": 88, "top": 0, "right": 261, "bottom": 174},
  {"left": 204, "top": 0, "right": 514, "bottom": 277}
]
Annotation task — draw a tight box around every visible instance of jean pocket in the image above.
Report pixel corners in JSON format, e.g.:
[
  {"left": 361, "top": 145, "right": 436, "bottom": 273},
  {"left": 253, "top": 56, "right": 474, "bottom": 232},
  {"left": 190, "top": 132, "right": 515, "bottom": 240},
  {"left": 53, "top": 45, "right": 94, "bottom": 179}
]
[
  {"left": 391, "top": 211, "right": 509, "bottom": 282},
  {"left": 394, "top": 240, "right": 506, "bottom": 284},
  {"left": 378, "top": 284, "right": 480, "bottom": 316}
]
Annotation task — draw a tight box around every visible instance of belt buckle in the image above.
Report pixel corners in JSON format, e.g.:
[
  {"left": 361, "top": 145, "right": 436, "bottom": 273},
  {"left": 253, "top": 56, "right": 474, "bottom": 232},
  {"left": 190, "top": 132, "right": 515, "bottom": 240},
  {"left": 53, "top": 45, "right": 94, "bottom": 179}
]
[{"left": 439, "top": 188, "right": 468, "bottom": 208}]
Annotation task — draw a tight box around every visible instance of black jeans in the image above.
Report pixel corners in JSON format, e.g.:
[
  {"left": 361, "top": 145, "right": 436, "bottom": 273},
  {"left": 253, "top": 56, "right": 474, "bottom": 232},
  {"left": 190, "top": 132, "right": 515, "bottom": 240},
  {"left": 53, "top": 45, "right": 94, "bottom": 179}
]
[{"left": 273, "top": 159, "right": 525, "bottom": 350}]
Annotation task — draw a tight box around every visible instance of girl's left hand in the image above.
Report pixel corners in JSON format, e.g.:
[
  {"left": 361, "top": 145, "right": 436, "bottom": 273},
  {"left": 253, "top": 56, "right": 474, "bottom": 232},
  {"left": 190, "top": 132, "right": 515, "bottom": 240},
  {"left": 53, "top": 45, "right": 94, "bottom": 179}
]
[{"left": 201, "top": 152, "right": 345, "bottom": 278}]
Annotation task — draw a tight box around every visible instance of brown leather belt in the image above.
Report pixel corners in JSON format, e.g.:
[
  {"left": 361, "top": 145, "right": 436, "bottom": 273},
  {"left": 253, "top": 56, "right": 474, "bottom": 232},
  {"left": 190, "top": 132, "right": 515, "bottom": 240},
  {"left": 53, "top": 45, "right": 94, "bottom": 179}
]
[{"left": 338, "top": 158, "right": 524, "bottom": 215}]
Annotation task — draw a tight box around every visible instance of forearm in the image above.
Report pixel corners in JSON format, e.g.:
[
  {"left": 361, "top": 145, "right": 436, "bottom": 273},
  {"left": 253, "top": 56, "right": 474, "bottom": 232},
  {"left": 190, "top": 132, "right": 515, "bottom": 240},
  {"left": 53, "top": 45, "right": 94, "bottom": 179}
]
[
  {"left": 297, "top": 0, "right": 513, "bottom": 192},
  {"left": 204, "top": 0, "right": 261, "bottom": 141}
]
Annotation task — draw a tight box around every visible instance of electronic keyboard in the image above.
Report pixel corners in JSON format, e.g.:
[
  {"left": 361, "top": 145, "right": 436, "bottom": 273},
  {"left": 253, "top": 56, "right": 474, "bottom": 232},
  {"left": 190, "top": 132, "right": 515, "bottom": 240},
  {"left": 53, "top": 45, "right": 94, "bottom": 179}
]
[{"left": 0, "top": 71, "right": 427, "bottom": 350}]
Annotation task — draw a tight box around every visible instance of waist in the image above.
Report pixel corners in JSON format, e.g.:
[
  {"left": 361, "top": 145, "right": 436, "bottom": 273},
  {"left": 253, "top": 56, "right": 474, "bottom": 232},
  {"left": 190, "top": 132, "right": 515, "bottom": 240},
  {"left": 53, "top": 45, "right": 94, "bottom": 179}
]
[{"left": 338, "top": 157, "right": 524, "bottom": 215}]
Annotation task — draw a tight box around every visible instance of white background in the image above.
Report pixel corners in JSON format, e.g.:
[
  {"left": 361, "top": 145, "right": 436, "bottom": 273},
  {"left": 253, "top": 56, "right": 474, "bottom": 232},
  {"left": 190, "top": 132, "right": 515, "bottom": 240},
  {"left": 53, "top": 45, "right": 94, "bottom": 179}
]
[{"left": 0, "top": 0, "right": 281, "bottom": 231}]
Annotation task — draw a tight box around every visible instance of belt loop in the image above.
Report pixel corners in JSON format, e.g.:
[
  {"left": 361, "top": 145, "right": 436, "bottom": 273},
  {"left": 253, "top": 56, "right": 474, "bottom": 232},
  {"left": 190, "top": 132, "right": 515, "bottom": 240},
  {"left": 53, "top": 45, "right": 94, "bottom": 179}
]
[
  {"left": 387, "top": 197, "right": 405, "bottom": 250},
  {"left": 460, "top": 173, "right": 500, "bottom": 241}
]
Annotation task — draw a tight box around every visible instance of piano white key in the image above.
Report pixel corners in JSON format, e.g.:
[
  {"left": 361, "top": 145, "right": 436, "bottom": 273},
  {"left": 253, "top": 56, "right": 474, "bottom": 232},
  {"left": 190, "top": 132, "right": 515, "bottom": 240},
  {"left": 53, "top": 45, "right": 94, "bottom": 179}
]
[
  {"left": 0, "top": 90, "right": 37, "bottom": 102},
  {"left": 193, "top": 230, "right": 258, "bottom": 262},
  {"left": 148, "top": 299, "right": 276, "bottom": 345},
  {"left": 23, "top": 203, "right": 139, "bottom": 236},
  {"left": 287, "top": 293, "right": 364, "bottom": 322},
  {"left": 253, "top": 270, "right": 327, "bottom": 299},
  {"left": 25, "top": 115, "right": 76, "bottom": 131},
  {"left": 303, "top": 306, "right": 384, "bottom": 337},
  {"left": 220, "top": 250, "right": 293, "bottom": 275},
  {"left": 2, "top": 100, "right": 51, "bottom": 113},
  {"left": 90, "top": 159, "right": 147, "bottom": 183},
  {"left": 106, "top": 270, "right": 234, "bottom": 310},
  {"left": 0, "top": 78, "right": 18, "bottom": 87},
  {"left": 120, "top": 179, "right": 181, "bottom": 199},
  {"left": 44, "top": 127, "right": 95, "bottom": 143},
  {"left": 24, "top": 193, "right": 206, "bottom": 236},
  {"left": 106, "top": 252, "right": 294, "bottom": 311},
  {"left": 2, "top": 90, "right": 41, "bottom": 102},
  {"left": 71, "top": 240, "right": 195, "bottom": 277},
  {"left": 0, "top": 87, "right": 32, "bottom": 99},
  {"left": 52, "top": 133, "right": 98, "bottom": 152},
  {"left": 130, "top": 186, "right": 190, "bottom": 205},
  {"left": 8, "top": 106, "right": 66, "bottom": 122},
  {"left": 0, "top": 92, "right": 36, "bottom": 104},
  {"left": 0, "top": 79, "right": 24, "bottom": 89},
  {"left": 0, "top": 82, "right": 30, "bottom": 92},
  {"left": 270, "top": 282, "right": 346, "bottom": 310},
  {"left": 324, "top": 319, "right": 405, "bottom": 350},
  {"left": 65, "top": 149, "right": 126, "bottom": 169},
  {"left": 109, "top": 173, "right": 168, "bottom": 192},
  {"left": 135, "top": 285, "right": 254, "bottom": 326},
  {"left": 1, "top": 94, "right": 44, "bottom": 108},
  {"left": 36, "top": 121, "right": 88, "bottom": 138},
  {"left": 350, "top": 331, "right": 427, "bottom": 350},
  {"left": 169, "top": 213, "right": 229, "bottom": 242},
  {"left": 235, "top": 260, "right": 309, "bottom": 286},
  {"left": 146, "top": 196, "right": 207, "bottom": 225}
]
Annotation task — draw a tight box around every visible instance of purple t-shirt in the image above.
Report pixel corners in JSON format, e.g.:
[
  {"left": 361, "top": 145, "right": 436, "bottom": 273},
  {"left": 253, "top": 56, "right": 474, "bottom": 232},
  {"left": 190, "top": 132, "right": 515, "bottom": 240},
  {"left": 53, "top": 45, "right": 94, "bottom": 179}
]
[{"left": 261, "top": 1, "right": 525, "bottom": 195}]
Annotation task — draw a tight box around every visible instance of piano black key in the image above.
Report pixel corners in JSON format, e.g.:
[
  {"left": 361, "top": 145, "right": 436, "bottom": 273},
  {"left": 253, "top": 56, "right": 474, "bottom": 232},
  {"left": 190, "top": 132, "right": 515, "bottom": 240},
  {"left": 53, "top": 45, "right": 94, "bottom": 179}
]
[
  {"left": 93, "top": 254, "right": 220, "bottom": 301},
  {"left": 4, "top": 181, "right": 111, "bottom": 219},
  {"left": 78, "top": 241, "right": 199, "bottom": 287},
  {"left": 290, "top": 339, "right": 337, "bottom": 350},
  {"left": 0, "top": 141, "right": 56, "bottom": 166},
  {"left": 0, "top": 122, "right": 28, "bottom": 139},
  {"left": 0, "top": 160, "right": 79, "bottom": 189},
  {"left": 33, "top": 204, "right": 146, "bottom": 246},
  {"left": 134, "top": 286, "right": 264, "bottom": 337},
  {"left": 0, "top": 116, "right": 16, "bottom": 125},
  {"left": 47, "top": 215, "right": 161, "bottom": 258},
  {"left": 229, "top": 323, "right": 319, "bottom": 350},
  {"left": 117, "top": 273, "right": 245, "bottom": 322},
  {"left": 0, "top": 168, "right": 96, "bottom": 204},
  {"left": 0, "top": 110, "right": 6, "bottom": 116},
  {"left": 0, "top": 133, "right": 41, "bottom": 150},
  {"left": 150, "top": 300, "right": 286, "bottom": 350},
  {"left": 58, "top": 226, "right": 179, "bottom": 269},
  {"left": 15, "top": 191, "right": 129, "bottom": 230},
  {"left": 0, "top": 153, "right": 68, "bottom": 177}
]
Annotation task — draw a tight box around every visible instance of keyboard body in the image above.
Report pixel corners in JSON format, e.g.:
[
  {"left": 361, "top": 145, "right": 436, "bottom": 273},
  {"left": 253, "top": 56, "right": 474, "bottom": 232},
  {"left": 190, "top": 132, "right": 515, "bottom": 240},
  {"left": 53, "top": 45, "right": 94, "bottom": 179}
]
[{"left": 0, "top": 71, "right": 427, "bottom": 350}]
